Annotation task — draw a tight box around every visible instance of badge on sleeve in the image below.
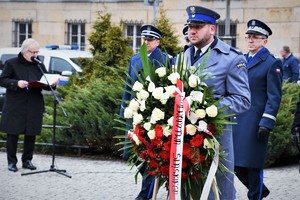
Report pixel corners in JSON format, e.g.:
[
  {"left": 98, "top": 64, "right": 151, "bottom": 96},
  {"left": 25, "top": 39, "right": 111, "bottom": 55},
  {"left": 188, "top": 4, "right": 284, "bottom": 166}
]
[
  {"left": 276, "top": 68, "right": 281, "bottom": 74},
  {"left": 236, "top": 62, "right": 246, "bottom": 69}
]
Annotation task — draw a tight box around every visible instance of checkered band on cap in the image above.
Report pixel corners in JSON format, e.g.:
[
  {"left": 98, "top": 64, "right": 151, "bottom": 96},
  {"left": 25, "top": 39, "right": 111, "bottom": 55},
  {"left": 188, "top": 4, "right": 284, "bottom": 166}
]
[
  {"left": 141, "top": 29, "right": 161, "bottom": 39},
  {"left": 140, "top": 24, "right": 162, "bottom": 39}
]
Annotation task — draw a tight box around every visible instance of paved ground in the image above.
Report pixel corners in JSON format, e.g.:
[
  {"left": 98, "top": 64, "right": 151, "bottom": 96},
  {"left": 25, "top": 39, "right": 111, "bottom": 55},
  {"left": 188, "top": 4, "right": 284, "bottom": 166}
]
[{"left": 0, "top": 150, "right": 299, "bottom": 200}]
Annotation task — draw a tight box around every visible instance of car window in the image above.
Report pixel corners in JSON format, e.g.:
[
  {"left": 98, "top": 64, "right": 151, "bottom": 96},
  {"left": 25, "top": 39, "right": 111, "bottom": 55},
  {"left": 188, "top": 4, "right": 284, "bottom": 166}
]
[
  {"left": 1, "top": 54, "right": 18, "bottom": 64},
  {"left": 49, "top": 56, "right": 76, "bottom": 74}
]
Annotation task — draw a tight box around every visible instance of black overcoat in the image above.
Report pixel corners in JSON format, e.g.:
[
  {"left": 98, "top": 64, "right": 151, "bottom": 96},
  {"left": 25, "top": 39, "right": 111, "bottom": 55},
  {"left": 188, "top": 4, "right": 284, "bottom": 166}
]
[{"left": 0, "top": 52, "right": 49, "bottom": 135}]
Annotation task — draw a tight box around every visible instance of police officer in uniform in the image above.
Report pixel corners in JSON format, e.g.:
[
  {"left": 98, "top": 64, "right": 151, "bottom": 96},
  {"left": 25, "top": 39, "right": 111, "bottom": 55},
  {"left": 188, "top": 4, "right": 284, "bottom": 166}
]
[
  {"left": 184, "top": 6, "right": 251, "bottom": 200},
  {"left": 182, "top": 24, "right": 190, "bottom": 52},
  {"left": 233, "top": 19, "right": 283, "bottom": 200},
  {"left": 120, "top": 24, "right": 172, "bottom": 200}
]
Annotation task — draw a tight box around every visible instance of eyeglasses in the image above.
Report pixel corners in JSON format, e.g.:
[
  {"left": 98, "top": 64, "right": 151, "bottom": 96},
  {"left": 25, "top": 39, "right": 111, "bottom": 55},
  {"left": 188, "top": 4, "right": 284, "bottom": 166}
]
[
  {"left": 143, "top": 38, "right": 156, "bottom": 42},
  {"left": 245, "top": 36, "right": 267, "bottom": 41},
  {"left": 27, "top": 50, "right": 39, "bottom": 54}
]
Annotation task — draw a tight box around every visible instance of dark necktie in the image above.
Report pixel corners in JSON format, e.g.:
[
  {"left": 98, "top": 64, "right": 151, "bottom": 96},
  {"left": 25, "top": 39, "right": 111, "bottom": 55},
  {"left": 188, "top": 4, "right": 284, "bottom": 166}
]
[
  {"left": 194, "top": 49, "right": 201, "bottom": 60},
  {"left": 247, "top": 56, "right": 252, "bottom": 63}
]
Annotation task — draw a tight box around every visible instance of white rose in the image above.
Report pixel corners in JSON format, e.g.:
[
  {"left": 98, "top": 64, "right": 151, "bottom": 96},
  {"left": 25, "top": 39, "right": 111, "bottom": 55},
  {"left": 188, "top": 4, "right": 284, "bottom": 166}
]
[
  {"left": 152, "top": 87, "right": 164, "bottom": 100},
  {"left": 190, "top": 91, "right": 203, "bottom": 102},
  {"left": 163, "top": 126, "right": 172, "bottom": 137},
  {"left": 188, "top": 111, "right": 198, "bottom": 124},
  {"left": 155, "top": 67, "right": 167, "bottom": 77},
  {"left": 133, "top": 113, "right": 143, "bottom": 125},
  {"left": 168, "top": 116, "right": 173, "bottom": 127},
  {"left": 128, "top": 99, "right": 139, "bottom": 112},
  {"left": 195, "top": 109, "right": 206, "bottom": 119},
  {"left": 198, "top": 120, "right": 208, "bottom": 131},
  {"left": 160, "top": 92, "right": 170, "bottom": 105},
  {"left": 132, "top": 81, "right": 143, "bottom": 91},
  {"left": 188, "top": 74, "right": 200, "bottom": 88},
  {"left": 137, "top": 90, "right": 149, "bottom": 100},
  {"left": 148, "top": 81, "right": 156, "bottom": 93},
  {"left": 168, "top": 72, "right": 180, "bottom": 84},
  {"left": 132, "top": 133, "right": 141, "bottom": 145},
  {"left": 203, "top": 138, "right": 212, "bottom": 149},
  {"left": 139, "top": 100, "right": 146, "bottom": 112},
  {"left": 206, "top": 105, "right": 218, "bottom": 117},
  {"left": 143, "top": 122, "right": 152, "bottom": 131},
  {"left": 147, "top": 129, "right": 156, "bottom": 140},
  {"left": 124, "top": 107, "right": 134, "bottom": 118},
  {"left": 150, "top": 108, "right": 165, "bottom": 123},
  {"left": 164, "top": 85, "right": 176, "bottom": 97},
  {"left": 186, "top": 124, "right": 197, "bottom": 136}
]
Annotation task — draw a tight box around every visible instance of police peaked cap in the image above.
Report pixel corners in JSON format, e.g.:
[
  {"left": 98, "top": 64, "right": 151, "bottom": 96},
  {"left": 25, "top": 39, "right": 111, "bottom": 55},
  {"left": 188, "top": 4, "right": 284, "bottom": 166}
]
[
  {"left": 186, "top": 6, "right": 220, "bottom": 25},
  {"left": 246, "top": 19, "right": 272, "bottom": 37},
  {"left": 141, "top": 24, "right": 162, "bottom": 39}
]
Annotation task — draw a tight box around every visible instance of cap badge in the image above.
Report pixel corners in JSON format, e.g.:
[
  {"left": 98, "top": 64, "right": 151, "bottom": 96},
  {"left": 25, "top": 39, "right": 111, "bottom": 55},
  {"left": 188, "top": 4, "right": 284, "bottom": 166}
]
[
  {"left": 147, "top": 26, "right": 151, "bottom": 31},
  {"left": 190, "top": 7, "right": 196, "bottom": 14},
  {"left": 250, "top": 20, "right": 256, "bottom": 28}
]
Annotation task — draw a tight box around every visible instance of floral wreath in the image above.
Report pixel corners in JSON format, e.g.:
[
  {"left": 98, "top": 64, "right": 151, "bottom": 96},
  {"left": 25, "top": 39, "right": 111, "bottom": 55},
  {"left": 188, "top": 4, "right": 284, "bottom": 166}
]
[{"left": 116, "top": 44, "right": 233, "bottom": 199}]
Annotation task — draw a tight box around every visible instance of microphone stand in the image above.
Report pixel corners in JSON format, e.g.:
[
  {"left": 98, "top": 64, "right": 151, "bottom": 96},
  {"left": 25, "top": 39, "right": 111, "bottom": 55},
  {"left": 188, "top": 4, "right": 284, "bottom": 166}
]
[{"left": 21, "top": 59, "right": 71, "bottom": 178}]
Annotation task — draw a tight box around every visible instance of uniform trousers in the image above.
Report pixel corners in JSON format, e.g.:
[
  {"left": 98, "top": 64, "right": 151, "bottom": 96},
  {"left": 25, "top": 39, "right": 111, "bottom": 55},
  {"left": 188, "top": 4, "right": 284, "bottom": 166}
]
[
  {"left": 235, "top": 166, "right": 268, "bottom": 200},
  {"left": 6, "top": 134, "right": 36, "bottom": 164},
  {"left": 136, "top": 160, "right": 155, "bottom": 199}
]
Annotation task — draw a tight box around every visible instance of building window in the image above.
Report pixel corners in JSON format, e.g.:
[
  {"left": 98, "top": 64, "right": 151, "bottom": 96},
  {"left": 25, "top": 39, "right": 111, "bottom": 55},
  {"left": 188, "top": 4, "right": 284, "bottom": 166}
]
[
  {"left": 123, "top": 21, "right": 143, "bottom": 53},
  {"left": 217, "top": 20, "right": 237, "bottom": 47},
  {"left": 12, "top": 19, "right": 33, "bottom": 47},
  {"left": 66, "top": 20, "right": 86, "bottom": 50}
]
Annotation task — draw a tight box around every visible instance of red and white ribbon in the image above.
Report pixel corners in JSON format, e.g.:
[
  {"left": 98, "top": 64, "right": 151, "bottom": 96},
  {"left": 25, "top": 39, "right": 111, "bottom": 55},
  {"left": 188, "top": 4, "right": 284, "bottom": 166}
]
[{"left": 169, "top": 79, "right": 189, "bottom": 200}]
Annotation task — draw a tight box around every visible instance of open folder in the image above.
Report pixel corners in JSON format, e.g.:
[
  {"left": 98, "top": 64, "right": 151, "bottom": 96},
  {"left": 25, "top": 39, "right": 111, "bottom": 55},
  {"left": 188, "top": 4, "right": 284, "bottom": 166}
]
[{"left": 28, "top": 74, "right": 60, "bottom": 88}]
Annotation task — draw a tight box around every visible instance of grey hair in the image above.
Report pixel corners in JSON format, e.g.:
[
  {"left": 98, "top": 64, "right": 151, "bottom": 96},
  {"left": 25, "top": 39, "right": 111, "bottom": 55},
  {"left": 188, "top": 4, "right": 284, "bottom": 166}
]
[{"left": 20, "top": 38, "right": 40, "bottom": 54}]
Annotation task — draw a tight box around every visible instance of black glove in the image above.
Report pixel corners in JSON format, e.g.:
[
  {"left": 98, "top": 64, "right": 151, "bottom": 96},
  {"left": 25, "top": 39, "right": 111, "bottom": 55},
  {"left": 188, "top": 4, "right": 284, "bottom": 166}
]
[
  {"left": 257, "top": 127, "right": 270, "bottom": 140},
  {"left": 292, "top": 127, "right": 300, "bottom": 147}
]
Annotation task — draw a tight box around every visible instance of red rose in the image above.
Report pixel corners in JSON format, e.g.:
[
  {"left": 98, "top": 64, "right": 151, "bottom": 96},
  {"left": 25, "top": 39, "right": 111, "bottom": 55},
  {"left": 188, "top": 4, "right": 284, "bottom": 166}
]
[
  {"left": 207, "top": 124, "right": 215, "bottom": 133},
  {"left": 151, "top": 137, "right": 163, "bottom": 147},
  {"left": 155, "top": 124, "right": 164, "bottom": 138},
  {"left": 190, "top": 134, "right": 204, "bottom": 147},
  {"left": 150, "top": 159, "right": 159, "bottom": 169},
  {"left": 160, "top": 150, "right": 170, "bottom": 160},
  {"left": 181, "top": 171, "right": 188, "bottom": 179},
  {"left": 160, "top": 165, "right": 169, "bottom": 176},
  {"left": 163, "top": 140, "right": 171, "bottom": 151}
]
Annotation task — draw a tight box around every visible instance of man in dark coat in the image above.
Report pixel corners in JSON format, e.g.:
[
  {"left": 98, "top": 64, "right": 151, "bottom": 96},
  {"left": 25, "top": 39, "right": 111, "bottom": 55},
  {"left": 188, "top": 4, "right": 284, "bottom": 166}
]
[
  {"left": 280, "top": 45, "right": 299, "bottom": 83},
  {"left": 0, "top": 38, "right": 58, "bottom": 172},
  {"left": 233, "top": 19, "right": 283, "bottom": 200},
  {"left": 120, "top": 25, "right": 172, "bottom": 200}
]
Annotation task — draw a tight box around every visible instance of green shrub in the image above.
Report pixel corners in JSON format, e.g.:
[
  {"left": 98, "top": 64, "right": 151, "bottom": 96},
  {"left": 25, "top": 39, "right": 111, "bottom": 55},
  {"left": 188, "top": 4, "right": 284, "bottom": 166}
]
[{"left": 265, "top": 82, "right": 300, "bottom": 166}]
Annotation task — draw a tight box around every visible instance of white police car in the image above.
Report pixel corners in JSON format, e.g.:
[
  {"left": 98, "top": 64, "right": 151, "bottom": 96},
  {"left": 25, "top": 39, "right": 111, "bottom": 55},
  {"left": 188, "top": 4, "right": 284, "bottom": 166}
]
[
  {"left": 0, "top": 45, "right": 93, "bottom": 110},
  {"left": 0, "top": 45, "right": 92, "bottom": 76}
]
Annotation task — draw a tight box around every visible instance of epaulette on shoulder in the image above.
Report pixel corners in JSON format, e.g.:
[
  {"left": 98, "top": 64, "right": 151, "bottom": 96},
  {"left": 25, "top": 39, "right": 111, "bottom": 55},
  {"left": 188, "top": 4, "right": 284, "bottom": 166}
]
[
  {"left": 230, "top": 47, "right": 243, "bottom": 55},
  {"left": 161, "top": 52, "right": 173, "bottom": 59}
]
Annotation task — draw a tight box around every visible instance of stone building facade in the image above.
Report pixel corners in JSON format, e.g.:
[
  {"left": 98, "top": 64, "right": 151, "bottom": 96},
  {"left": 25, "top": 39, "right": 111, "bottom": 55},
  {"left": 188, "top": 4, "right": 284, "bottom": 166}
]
[{"left": 0, "top": 0, "right": 299, "bottom": 58}]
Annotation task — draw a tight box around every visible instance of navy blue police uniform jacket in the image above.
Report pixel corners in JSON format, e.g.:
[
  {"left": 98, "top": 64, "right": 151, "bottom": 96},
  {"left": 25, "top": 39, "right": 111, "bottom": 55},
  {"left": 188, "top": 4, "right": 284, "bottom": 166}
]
[
  {"left": 184, "top": 37, "right": 251, "bottom": 200},
  {"left": 233, "top": 47, "right": 283, "bottom": 169}
]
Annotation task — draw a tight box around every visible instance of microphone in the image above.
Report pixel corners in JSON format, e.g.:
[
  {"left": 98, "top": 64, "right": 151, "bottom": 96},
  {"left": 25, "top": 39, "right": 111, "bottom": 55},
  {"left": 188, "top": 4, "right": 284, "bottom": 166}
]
[{"left": 31, "top": 56, "right": 42, "bottom": 64}]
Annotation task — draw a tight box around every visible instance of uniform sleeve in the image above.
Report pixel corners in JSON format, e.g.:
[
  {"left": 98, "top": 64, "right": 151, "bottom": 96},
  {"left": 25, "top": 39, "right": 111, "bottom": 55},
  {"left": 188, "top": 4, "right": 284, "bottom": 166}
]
[
  {"left": 0, "top": 61, "right": 19, "bottom": 91},
  {"left": 259, "top": 59, "right": 283, "bottom": 129},
  {"left": 219, "top": 54, "right": 251, "bottom": 114}
]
